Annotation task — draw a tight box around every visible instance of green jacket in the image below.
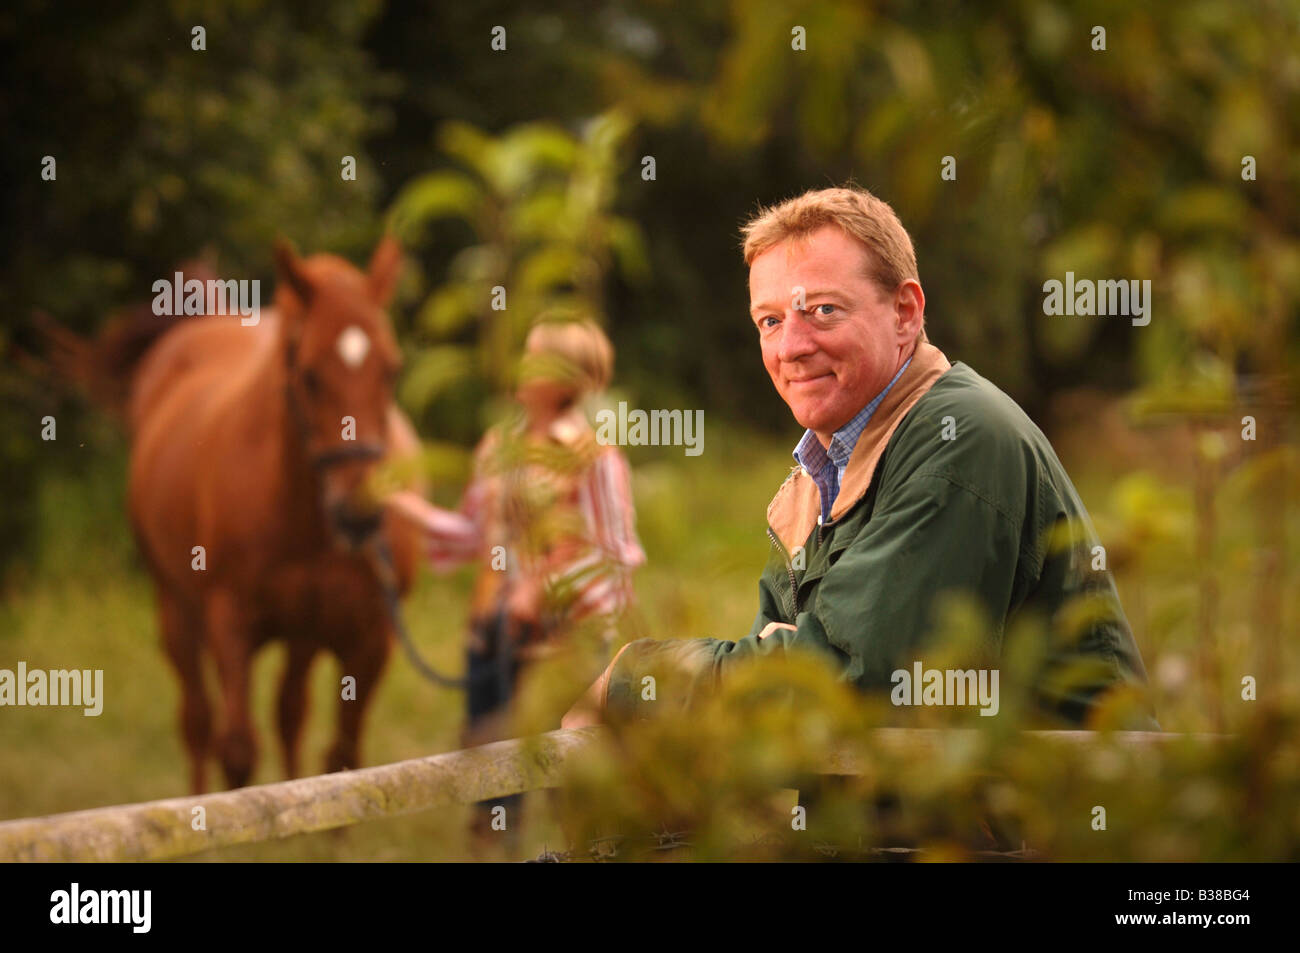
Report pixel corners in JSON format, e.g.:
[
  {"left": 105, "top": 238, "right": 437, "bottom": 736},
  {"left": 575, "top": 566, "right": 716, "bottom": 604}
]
[{"left": 605, "top": 341, "right": 1157, "bottom": 729}]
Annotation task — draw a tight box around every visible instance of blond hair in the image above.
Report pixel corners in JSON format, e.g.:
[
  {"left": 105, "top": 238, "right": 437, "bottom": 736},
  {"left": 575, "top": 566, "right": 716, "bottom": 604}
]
[
  {"left": 524, "top": 315, "right": 614, "bottom": 399},
  {"left": 741, "top": 185, "right": 919, "bottom": 293}
]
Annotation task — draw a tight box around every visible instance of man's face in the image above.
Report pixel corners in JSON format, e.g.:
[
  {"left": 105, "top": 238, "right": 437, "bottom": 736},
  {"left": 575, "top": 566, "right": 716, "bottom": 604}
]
[{"left": 749, "top": 226, "right": 920, "bottom": 445}]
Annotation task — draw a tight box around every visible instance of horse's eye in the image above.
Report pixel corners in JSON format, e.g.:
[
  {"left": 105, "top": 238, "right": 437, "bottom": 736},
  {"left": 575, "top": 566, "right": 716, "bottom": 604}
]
[{"left": 302, "top": 368, "right": 321, "bottom": 396}]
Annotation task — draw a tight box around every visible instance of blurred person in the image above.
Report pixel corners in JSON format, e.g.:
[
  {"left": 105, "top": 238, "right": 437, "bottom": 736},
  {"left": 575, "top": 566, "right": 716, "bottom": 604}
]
[
  {"left": 564, "top": 185, "right": 1156, "bottom": 734},
  {"left": 388, "top": 315, "right": 644, "bottom": 843}
]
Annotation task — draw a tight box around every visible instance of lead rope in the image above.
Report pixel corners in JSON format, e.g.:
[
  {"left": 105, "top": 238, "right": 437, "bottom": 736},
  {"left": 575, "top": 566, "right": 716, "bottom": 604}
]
[
  {"left": 369, "top": 536, "right": 471, "bottom": 689},
  {"left": 369, "top": 536, "right": 512, "bottom": 691}
]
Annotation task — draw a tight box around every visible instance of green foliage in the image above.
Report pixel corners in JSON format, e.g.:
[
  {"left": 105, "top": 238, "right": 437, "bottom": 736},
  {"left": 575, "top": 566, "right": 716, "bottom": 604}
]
[
  {"left": 553, "top": 637, "right": 1300, "bottom": 862},
  {"left": 388, "top": 112, "right": 646, "bottom": 439},
  {"left": 594, "top": 0, "right": 1300, "bottom": 413},
  {"left": 4, "top": 0, "right": 389, "bottom": 323},
  {"left": 1, "top": 0, "right": 391, "bottom": 581},
  {"left": 4, "top": 0, "right": 1298, "bottom": 859}
]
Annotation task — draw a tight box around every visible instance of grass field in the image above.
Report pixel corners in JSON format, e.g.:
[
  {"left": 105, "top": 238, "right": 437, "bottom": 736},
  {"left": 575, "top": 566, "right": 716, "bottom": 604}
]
[
  {"left": 0, "top": 422, "right": 787, "bottom": 860},
  {"left": 1, "top": 403, "right": 1294, "bottom": 860}
]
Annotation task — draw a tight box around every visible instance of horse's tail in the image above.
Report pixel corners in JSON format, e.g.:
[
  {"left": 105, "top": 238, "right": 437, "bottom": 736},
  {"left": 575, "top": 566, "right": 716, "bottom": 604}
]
[{"left": 35, "top": 259, "right": 219, "bottom": 418}]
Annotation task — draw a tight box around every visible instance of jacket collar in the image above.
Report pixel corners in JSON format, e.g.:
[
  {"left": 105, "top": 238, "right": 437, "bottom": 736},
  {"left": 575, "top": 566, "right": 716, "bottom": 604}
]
[{"left": 766, "top": 339, "right": 952, "bottom": 553}]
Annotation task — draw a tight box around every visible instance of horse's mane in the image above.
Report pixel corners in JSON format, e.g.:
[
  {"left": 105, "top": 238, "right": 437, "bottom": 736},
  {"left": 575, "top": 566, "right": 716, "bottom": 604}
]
[{"left": 39, "top": 259, "right": 220, "bottom": 415}]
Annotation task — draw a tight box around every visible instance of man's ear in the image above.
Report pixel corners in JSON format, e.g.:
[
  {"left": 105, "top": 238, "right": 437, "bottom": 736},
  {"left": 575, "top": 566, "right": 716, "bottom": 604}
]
[
  {"left": 273, "top": 239, "right": 314, "bottom": 307},
  {"left": 895, "top": 279, "right": 926, "bottom": 342},
  {"left": 367, "top": 235, "right": 403, "bottom": 307}
]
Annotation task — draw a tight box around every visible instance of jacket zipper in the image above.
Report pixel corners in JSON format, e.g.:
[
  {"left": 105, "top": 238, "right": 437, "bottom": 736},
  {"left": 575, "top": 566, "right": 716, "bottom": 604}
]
[
  {"left": 765, "top": 476, "right": 866, "bottom": 623},
  {"left": 767, "top": 526, "right": 801, "bottom": 617}
]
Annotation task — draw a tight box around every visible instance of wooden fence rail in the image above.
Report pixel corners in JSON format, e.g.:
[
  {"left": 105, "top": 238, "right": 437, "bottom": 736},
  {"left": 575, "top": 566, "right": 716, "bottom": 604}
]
[{"left": 0, "top": 728, "right": 1219, "bottom": 862}]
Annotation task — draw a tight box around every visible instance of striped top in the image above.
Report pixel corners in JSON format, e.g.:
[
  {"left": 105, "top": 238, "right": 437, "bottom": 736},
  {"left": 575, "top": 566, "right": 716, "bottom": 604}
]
[{"left": 424, "top": 408, "right": 645, "bottom": 631}]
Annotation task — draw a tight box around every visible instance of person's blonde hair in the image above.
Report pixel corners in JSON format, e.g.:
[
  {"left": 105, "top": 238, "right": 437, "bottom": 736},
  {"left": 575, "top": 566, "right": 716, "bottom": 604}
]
[
  {"left": 741, "top": 185, "right": 919, "bottom": 294},
  {"left": 523, "top": 314, "right": 614, "bottom": 399}
]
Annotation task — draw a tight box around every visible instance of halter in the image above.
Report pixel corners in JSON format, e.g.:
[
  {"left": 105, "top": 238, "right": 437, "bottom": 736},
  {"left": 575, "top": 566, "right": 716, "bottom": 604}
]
[
  {"left": 283, "top": 335, "right": 386, "bottom": 470},
  {"left": 276, "top": 302, "right": 473, "bottom": 690}
]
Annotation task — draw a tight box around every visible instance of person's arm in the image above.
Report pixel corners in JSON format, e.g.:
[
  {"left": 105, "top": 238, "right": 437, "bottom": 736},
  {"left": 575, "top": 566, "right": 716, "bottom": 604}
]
[
  {"left": 385, "top": 436, "right": 495, "bottom": 571},
  {"left": 574, "top": 472, "right": 1022, "bottom": 724},
  {"left": 744, "top": 566, "right": 797, "bottom": 640},
  {"left": 386, "top": 490, "right": 477, "bottom": 541}
]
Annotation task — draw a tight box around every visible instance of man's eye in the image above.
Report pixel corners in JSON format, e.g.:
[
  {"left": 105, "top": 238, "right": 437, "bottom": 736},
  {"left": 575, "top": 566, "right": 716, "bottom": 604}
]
[
  {"left": 760, "top": 316, "right": 780, "bottom": 330},
  {"left": 814, "top": 304, "right": 835, "bottom": 315}
]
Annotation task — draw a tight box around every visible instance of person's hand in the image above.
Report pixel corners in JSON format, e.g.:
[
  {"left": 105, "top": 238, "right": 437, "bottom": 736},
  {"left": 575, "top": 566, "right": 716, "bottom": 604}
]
[
  {"left": 385, "top": 491, "right": 477, "bottom": 545},
  {"left": 561, "top": 645, "right": 630, "bottom": 730},
  {"left": 504, "top": 575, "right": 543, "bottom": 625},
  {"left": 384, "top": 489, "right": 430, "bottom": 524},
  {"left": 758, "top": 621, "right": 797, "bottom": 640}
]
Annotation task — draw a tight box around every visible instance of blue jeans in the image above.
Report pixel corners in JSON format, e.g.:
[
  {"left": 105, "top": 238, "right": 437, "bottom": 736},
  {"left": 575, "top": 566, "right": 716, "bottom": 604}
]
[{"left": 466, "top": 610, "right": 537, "bottom": 832}]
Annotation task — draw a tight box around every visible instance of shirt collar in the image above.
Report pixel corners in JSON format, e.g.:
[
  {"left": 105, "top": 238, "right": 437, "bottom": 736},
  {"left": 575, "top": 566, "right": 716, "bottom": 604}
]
[
  {"left": 791, "top": 356, "right": 913, "bottom": 474},
  {"left": 510, "top": 405, "right": 591, "bottom": 448},
  {"left": 547, "top": 406, "right": 590, "bottom": 447}
]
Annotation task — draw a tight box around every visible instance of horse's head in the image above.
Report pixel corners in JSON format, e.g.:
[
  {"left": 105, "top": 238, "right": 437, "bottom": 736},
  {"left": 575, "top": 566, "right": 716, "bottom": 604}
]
[{"left": 273, "top": 237, "right": 404, "bottom": 550}]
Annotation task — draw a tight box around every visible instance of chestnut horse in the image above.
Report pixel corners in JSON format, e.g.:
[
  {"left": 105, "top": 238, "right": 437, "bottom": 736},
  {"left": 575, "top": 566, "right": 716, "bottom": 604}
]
[{"left": 128, "top": 238, "right": 422, "bottom": 792}]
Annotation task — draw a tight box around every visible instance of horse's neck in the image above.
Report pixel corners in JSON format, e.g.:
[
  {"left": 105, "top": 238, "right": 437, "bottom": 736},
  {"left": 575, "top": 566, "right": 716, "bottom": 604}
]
[{"left": 244, "top": 315, "right": 321, "bottom": 510}]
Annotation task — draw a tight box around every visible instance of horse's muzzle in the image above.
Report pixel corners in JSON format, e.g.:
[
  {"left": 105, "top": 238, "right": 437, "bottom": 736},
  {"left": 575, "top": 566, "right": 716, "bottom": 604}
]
[
  {"left": 329, "top": 503, "right": 384, "bottom": 549},
  {"left": 312, "top": 442, "right": 385, "bottom": 470}
]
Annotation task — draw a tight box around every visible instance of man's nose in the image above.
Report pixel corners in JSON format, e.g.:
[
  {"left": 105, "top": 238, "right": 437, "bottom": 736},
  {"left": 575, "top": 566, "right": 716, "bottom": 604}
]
[{"left": 776, "top": 310, "right": 818, "bottom": 363}]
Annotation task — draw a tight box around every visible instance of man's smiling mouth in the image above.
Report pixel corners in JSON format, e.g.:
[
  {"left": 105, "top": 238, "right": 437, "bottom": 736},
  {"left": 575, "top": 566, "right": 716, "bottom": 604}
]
[{"left": 787, "top": 372, "right": 833, "bottom": 387}]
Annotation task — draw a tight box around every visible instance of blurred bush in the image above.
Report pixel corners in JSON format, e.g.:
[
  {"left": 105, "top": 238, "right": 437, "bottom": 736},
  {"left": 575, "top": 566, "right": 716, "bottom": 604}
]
[
  {"left": 386, "top": 111, "right": 646, "bottom": 444},
  {"left": 551, "top": 648, "right": 1300, "bottom": 862},
  {"left": 1, "top": 0, "right": 392, "bottom": 582}
]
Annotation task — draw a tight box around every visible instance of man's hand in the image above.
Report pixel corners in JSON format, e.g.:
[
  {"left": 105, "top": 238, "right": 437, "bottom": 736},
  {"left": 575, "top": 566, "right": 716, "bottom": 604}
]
[
  {"left": 561, "top": 624, "right": 791, "bottom": 730},
  {"left": 560, "top": 669, "right": 608, "bottom": 729},
  {"left": 561, "top": 644, "right": 632, "bottom": 730},
  {"left": 758, "top": 621, "right": 797, "bottom": 640}
]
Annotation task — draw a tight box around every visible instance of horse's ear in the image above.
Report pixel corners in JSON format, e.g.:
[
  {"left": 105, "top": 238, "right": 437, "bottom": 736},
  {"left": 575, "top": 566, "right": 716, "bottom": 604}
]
[
  {"left": 367, "top": 235, "right": 403, "bottom": 307},
  {"left": 273, "top": 239, "right": 314, "bottom": 307}
]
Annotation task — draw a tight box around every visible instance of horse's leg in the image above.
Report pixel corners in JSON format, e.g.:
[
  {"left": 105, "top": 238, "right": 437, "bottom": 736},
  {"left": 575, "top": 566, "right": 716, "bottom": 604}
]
[
  {"left": 325, "top": 626, "right": 391, "bottom": 773},
  {"left": 277, "top": 639, "right": 318, "bottom": 779},
  {"left": 159, "top": 590, "right": 211, "bottom": 794},
  {"left": 205, "top": 588, "right": 259, "bottom": 789}
]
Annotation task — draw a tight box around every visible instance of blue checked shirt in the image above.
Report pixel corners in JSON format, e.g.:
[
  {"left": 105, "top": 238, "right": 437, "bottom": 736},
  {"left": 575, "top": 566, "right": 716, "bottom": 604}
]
[{"left": 792, "top": 357, "right": 912, "bottom": 524}]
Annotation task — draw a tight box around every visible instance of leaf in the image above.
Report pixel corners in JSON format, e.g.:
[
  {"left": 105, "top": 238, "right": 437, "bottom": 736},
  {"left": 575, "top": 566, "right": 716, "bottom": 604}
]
[
  {"left": 447, "top": 244, "right": 507, "bottom": 283},
  {"left": 509, "top": 189, "right": 570, "bottom": 243},
  {"left": 504, "top": 123, "right": 580, "bottom": 170},
  {"left": 516, "top": 245, "right": 583, "bottom": 295},
  {"left": 387, "top": 170, "right": 483, "bottom": 241},
  {"left": 608, "top": 217, "right": 650, "bottom": 283},
  {"left": 416, "top": 283, "right": 480, "bottom": 337},
  {"left": 1156, "top": 186, "right": 1253, "bottom": 240},
  {"left": 414, "top": 440, "right": 473, "bottom": 483},
  {"left": 1043, "top": 223, "right": 1122, "bottom": 279},
  {"left": 438, "top": 121, "right": 497, "bottom": 177},
  {"left": 1127, "top": 352, "right": 1238, "bottom": 422},
  {"left": 581, "top": 110, "right": 632, "bottom": 161},
  {"left": 399, "top": 345, "right": 473, "bottom": 413}
]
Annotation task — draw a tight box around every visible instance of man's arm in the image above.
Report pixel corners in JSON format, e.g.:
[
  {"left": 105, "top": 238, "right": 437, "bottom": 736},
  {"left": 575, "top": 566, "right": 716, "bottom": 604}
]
[
  {"left": 582, "top": 471, "right": 1025, "bottom": 722},
  {"left": 561, "top": 573, "right": 796, "bottom": 729}
]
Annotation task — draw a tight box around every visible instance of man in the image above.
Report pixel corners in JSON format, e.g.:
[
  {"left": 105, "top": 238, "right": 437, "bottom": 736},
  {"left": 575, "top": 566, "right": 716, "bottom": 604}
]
[{"left": 564, "top": 185, "right": 1155, "bottom": 731}]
